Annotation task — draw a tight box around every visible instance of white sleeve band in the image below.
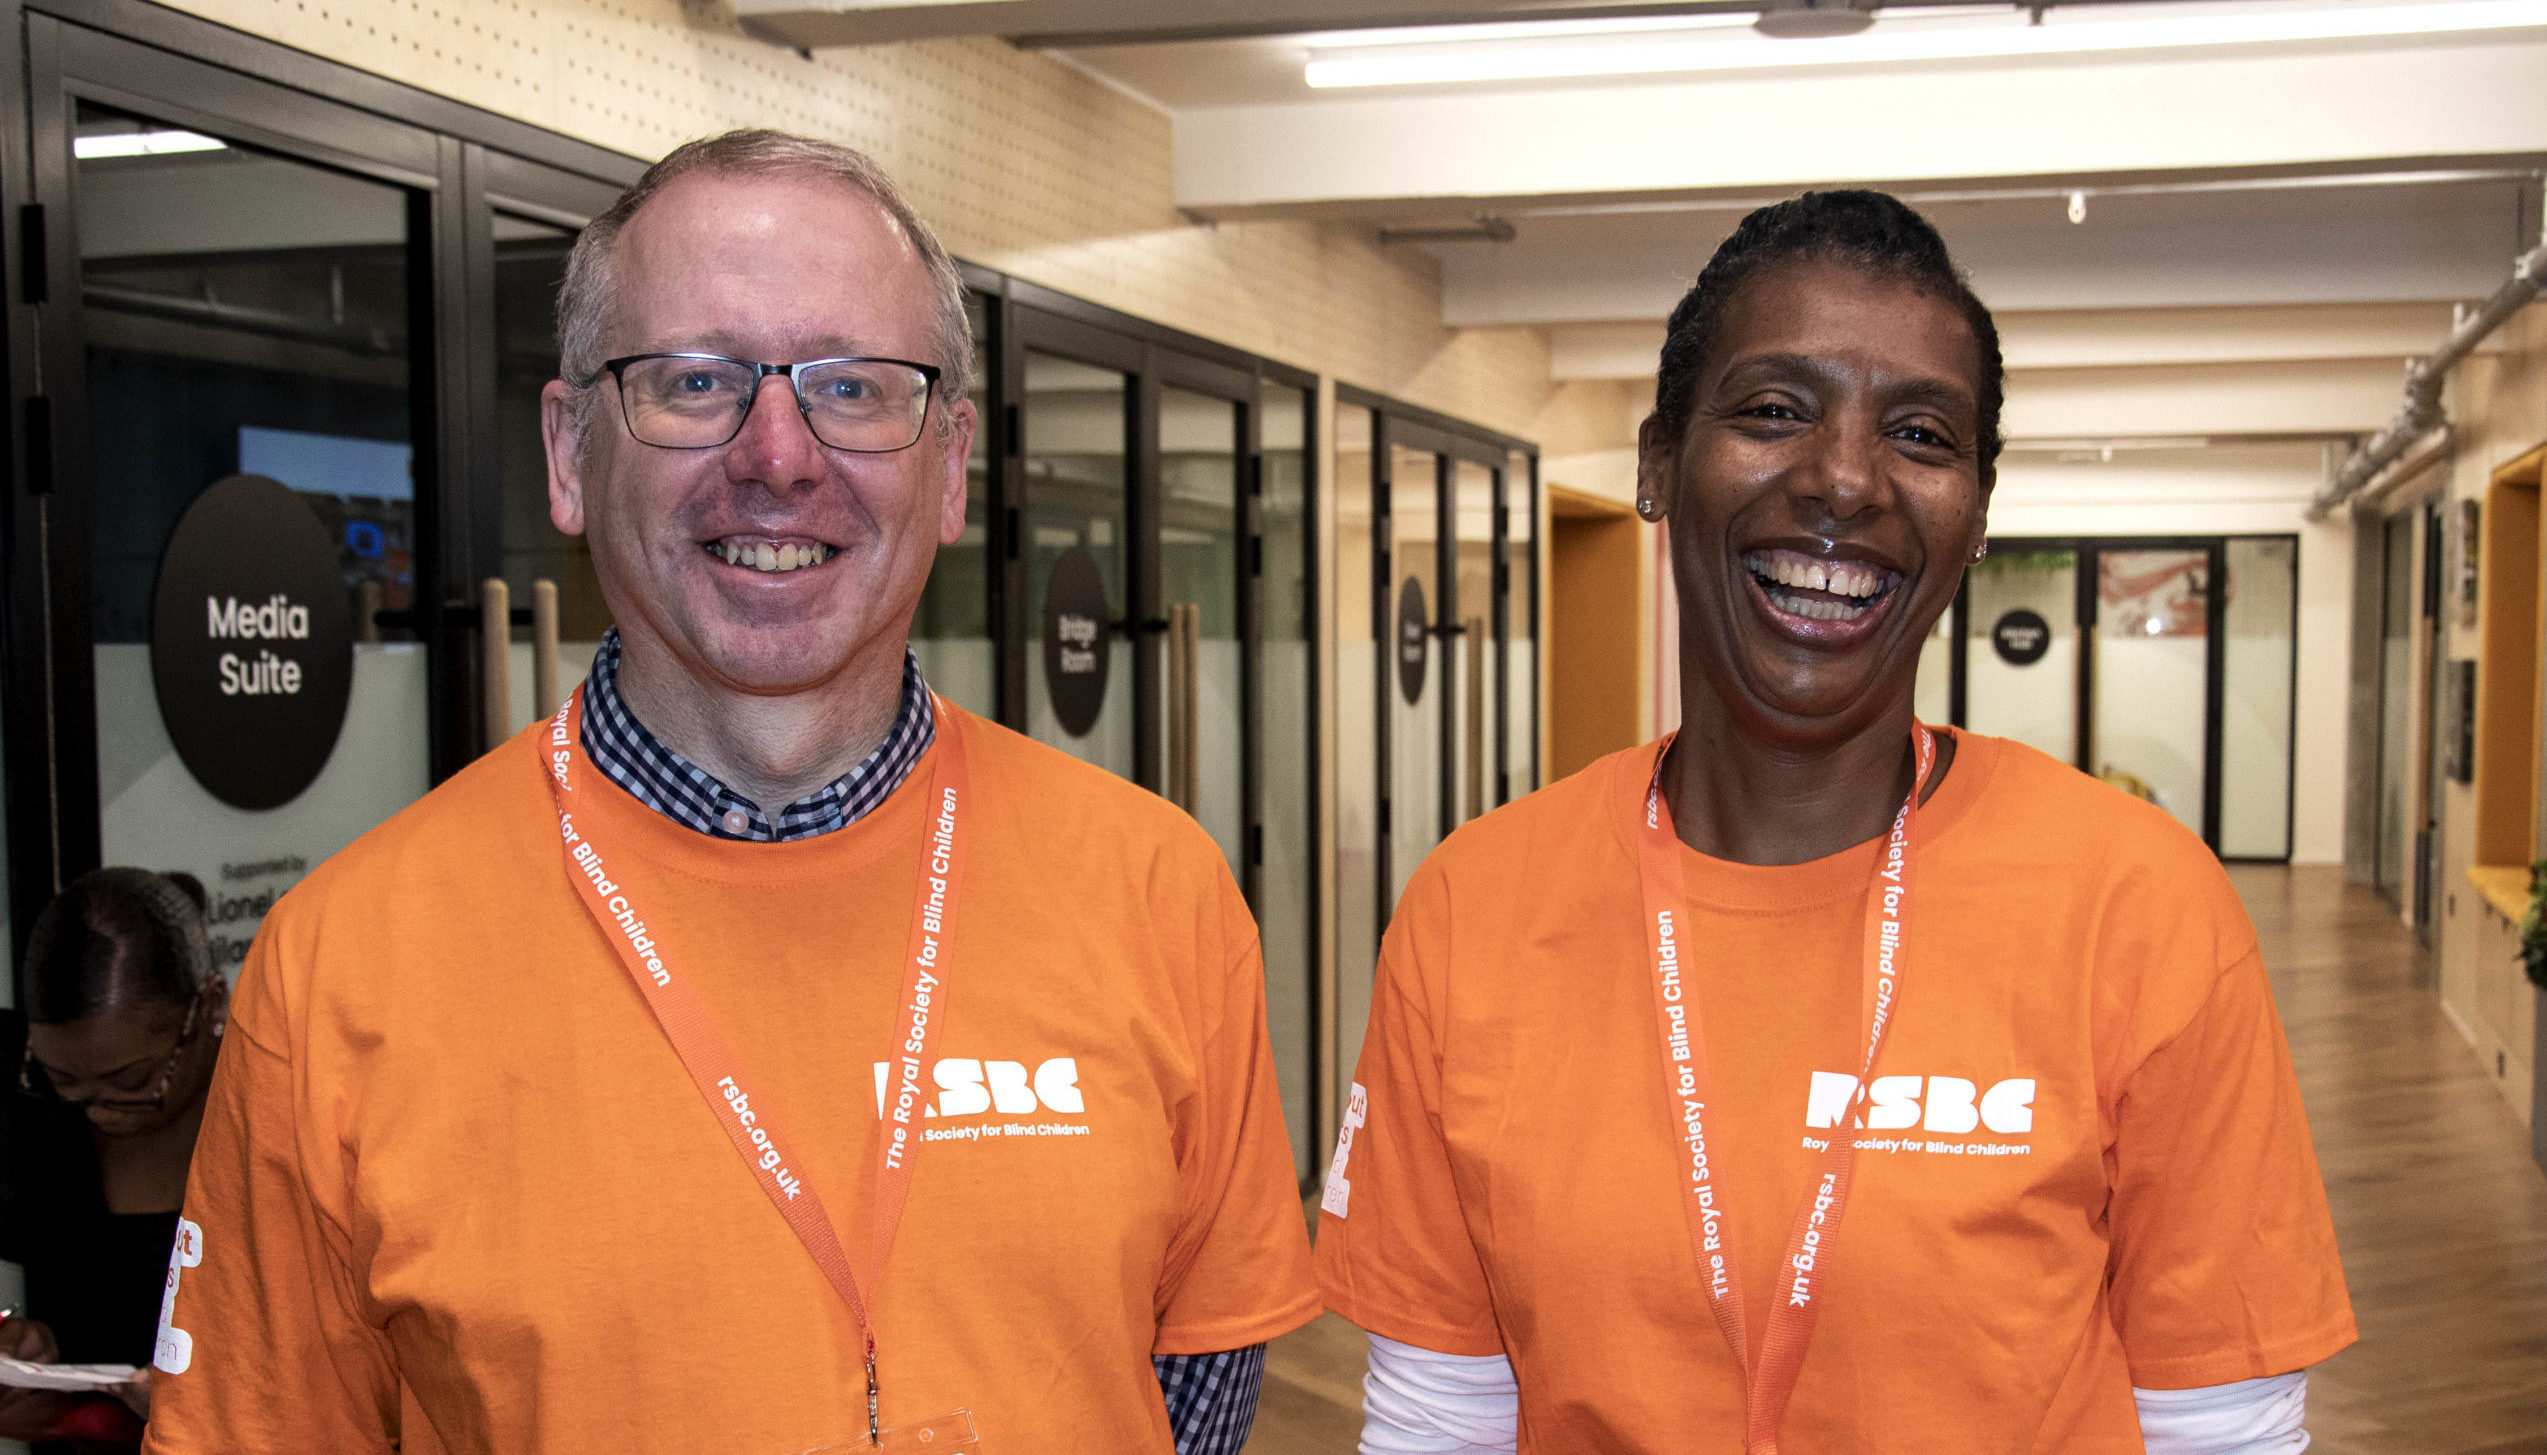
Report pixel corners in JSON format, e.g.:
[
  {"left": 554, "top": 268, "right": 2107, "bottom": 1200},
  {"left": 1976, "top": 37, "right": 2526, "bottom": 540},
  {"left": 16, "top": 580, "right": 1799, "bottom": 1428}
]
[
  {"left": 1358, "top": 1333, "right": 2303, "bottom": 1454},
  {"left": 1359, "top": 1333, "right": 1521, "bottom": 1455},
  {"left": 2134, "top": 1372, "right": 2311, "bottom": 1455}
]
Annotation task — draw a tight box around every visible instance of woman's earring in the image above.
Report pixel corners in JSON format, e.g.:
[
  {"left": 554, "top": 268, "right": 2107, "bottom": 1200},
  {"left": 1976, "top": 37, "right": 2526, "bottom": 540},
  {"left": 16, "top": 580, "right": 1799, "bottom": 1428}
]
[
  {"left": 1636, "top": 495, "right": 1662, "bottom": 521},
  {"left": 1971, "top": 543, "right": 1989, "bottom": 563}
]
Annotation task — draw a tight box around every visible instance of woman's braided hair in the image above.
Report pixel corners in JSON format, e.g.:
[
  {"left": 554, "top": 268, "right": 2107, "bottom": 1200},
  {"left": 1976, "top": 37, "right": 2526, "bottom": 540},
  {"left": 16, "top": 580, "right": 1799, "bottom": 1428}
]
[{"left": 1651, "top": 189, "right": 2005, "bottom": 482}]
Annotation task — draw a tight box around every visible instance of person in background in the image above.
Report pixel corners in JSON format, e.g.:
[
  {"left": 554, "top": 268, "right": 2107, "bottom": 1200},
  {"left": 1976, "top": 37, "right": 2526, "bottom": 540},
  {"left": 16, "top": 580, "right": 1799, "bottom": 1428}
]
[
  {"left": 1, "top": 869, "right": 224, "bottom": 1450},
  {"left": 1316, "top": 191, "right": 2354, "bottom": 1452},
  {"left": 144, "top": 130, "right": 1316, "bottom": 1455}
]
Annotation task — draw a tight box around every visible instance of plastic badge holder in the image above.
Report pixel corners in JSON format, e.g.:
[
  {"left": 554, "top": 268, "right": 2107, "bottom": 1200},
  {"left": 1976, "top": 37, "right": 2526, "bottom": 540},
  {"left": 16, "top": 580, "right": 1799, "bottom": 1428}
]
[{"left": 796, "top": 1410, "right": 981, "bottom": 1452}]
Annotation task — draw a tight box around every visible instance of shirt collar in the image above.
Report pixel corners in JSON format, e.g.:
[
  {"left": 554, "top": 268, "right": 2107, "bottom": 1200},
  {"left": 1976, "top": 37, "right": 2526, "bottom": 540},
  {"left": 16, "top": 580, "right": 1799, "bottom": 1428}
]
[{"left": 578, "top": 628, "right": 936, "bottom": 843}]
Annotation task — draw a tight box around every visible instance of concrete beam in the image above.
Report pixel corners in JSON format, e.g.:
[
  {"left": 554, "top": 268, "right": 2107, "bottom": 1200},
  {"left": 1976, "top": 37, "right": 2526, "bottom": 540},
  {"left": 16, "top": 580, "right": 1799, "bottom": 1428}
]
[
  {"left": 733, "top": 0, "right": 1768, "bottom": 49},
  {"left": 2001, "top": 357, "right": 2409, "bottom": 439},
  {"left": 1548, "top": 303, "right": 2479, "bottom": 380},
  {"left": 1445, "top": 190, "right": 2527, "bottom": 324},
  {"left": 1175, "top": 38, "right": 2547, "bottom": 214}
]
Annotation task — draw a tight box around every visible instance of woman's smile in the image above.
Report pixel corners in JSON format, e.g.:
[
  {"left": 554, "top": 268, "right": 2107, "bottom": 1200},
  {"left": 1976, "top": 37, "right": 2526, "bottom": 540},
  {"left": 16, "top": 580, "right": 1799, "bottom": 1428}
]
[{"left": 1741, "top": 546, "right": 1904, "bottom": 627}]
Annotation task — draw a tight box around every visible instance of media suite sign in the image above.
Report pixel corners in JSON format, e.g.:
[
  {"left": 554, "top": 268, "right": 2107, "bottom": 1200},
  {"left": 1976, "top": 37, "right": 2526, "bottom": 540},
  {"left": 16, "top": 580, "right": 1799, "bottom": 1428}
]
[{"left": 150, "top": 474, "right": 354, "bottom": 810}]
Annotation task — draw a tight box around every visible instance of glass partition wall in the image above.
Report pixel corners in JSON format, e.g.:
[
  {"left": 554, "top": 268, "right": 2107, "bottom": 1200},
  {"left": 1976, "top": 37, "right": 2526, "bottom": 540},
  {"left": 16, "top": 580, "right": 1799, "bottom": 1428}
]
[
  {"left": 72, "top": 104, "right": 432, "bottom": 976},
  {"left": 989, "top": 295, "right": 1322, "bottom": 1181},
  {"left": 1946, "top": 535, "right": 2298, "bottom": 859},
  {"left": 1341, "top": 390, "right": 1541, "bottom": 923},
  {"left": 6, "top": 3, "right": 1614, "bottom": 1201},
  {"left": 4, "top": 12, "right": 1337, "bottom": 1186},
  {"left": 1326, "top": 395, "right": 1538, "bottom": 1162},
  {"left": 11, "top": 12, "right": 629, "bottom": 976}
]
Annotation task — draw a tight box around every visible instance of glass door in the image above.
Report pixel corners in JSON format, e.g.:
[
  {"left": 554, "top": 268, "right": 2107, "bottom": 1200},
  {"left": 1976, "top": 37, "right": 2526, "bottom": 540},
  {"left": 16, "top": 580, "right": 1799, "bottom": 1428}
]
[
  {"left": 491, "top": 211, "right": 600, "bottom": 731},
  {"left": 2091, "top": 547, "right": 2216, "bottom": 838},
  {"left": 1020, "top": 349, "right": 1135, "bottom": 777},
  {"left": 1384, "top": 442, "right": 1445, "bottom": 911},
  {"left": 1962, "top": 548, "right": 2082, "bottom": 767},
  {"left": 2416, "top": 498, "right": 2446, "bottom": 940},
  {"left": 1333, "top": 402, "right": 1380, "bottom": 1136},
  {"left": 1451, "top": 459, "right": 1496, "bottom": 828},
  {"left": 1949, "top": 536, "right": 2294, "bottom": 858},
  {"left": 1158, "top": 384, "right": 1245, "bottom": 875},
  {"left": 2375, "top": 512, "right": 2416, "bottom": 903},
  {"left": 1259, "top": 382, "right": 1316, "bottom": 1181},
  {"left": 1500, "top": 451, "right": 1539, "bottom": 804},
  {"left": 2219, "top": 537, "right": 2296, "bottom": 859},
  {"left": 42, "top": 75, "right": 445, "bottom": 973},
  {"left": 908, "top": 290, "right": 996, "bottom": 716}
]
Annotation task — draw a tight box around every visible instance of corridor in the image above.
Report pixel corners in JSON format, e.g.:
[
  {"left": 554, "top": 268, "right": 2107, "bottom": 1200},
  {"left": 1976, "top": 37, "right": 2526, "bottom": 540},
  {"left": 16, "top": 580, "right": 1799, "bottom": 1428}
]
[{"left": 1244, "top": 868, "right": 2547, "bottom": 1454}]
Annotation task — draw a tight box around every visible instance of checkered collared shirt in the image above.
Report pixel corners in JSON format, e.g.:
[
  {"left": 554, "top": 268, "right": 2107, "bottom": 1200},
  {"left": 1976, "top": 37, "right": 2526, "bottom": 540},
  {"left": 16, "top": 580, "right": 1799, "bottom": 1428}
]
[
  {"left": 578, "top": 629, "right": 934, "bottom": 842},
  {"left": 575, "top": 628, "right": 1268, "bottom": 1454}
]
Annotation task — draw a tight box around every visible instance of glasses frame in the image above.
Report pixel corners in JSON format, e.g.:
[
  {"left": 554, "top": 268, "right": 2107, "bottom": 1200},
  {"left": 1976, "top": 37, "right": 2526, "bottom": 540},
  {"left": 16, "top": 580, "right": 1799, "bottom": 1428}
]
[
  {"left": 19, "top": 985, "right": 211, "bottom": 1114},
  {"left": 595, "top": 352, "right": 944, "bottom": 454}
]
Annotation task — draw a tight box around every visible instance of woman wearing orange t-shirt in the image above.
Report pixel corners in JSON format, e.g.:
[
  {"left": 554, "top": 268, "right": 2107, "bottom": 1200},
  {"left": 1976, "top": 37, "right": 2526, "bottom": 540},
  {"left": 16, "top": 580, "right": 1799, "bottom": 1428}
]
[{"left": 1314, "top": 191, "right": 2355, "bottom": 1453}]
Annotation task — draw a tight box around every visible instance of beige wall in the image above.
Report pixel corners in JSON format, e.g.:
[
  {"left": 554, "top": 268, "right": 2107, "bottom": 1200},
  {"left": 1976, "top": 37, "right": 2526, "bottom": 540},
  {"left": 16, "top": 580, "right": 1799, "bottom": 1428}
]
[
  {"left": 160, "top": 0, "right": 1556, "bottom": 440},
  {"left": 2426, "top": 304, "right": 2547, "bottom": 1128}
]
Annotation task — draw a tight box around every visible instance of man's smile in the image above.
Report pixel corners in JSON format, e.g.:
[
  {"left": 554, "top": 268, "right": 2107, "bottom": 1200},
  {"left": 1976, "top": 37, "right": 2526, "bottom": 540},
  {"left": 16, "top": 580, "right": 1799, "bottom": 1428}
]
[{"left": 702, "top": 535, "right": 838, "bottom": 574}]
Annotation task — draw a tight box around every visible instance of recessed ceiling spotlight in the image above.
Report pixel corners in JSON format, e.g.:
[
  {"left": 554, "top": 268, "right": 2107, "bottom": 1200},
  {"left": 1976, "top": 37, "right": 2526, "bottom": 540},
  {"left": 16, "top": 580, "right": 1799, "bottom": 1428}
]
[{"left": 1754, "top": 0, "right": 1877, "bottom": 39}]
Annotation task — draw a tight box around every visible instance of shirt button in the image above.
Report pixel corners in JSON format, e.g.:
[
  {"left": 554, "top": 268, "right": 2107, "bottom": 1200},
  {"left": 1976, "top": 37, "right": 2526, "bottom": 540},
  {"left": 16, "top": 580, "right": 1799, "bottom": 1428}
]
[{"left": 720, "top": 808, "right": 750, "bottom": 836}]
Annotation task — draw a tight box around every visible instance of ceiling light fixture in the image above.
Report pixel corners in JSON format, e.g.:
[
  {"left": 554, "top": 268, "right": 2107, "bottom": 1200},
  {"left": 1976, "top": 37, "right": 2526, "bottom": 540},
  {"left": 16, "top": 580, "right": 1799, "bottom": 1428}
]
[
  {"left": 1754, "top": 0, "right": 1878, "bottom": 39},
  {"left": 1378, "top": 214, "right": 1519, "bottom": 244},
  {"left": 74, "top": 129, "right": 226, "bottom": 159},
  {"left": 1302, "top": 0, "right": 2547, "bottom": 89}
]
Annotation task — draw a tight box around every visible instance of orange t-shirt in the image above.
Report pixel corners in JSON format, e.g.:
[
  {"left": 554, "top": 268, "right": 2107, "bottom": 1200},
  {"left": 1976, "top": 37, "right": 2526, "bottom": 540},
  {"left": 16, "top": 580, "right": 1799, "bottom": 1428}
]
[
  {"left": 1315, "top": 731, "right": 2354, "bottom": 1453},
  {"left": 145, "top": 705, "right": 1318, "bottom": 1455}
]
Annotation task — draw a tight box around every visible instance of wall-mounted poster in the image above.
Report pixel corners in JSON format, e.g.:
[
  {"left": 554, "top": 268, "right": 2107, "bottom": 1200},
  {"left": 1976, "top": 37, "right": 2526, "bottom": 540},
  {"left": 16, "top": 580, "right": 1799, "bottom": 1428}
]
[{"left": 2099, "top": 550, "right": 2210, "bottom": 637}]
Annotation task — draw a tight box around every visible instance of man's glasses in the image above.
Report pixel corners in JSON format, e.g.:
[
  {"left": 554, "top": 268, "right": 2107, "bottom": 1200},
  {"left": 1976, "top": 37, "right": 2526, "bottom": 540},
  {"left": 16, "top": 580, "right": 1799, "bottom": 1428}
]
[
  {"left": 19, "top": 989, "right": 210, "bottom": 1114},
  {"left": 596, "top": 353, "right": 942, "bottom": 454}
]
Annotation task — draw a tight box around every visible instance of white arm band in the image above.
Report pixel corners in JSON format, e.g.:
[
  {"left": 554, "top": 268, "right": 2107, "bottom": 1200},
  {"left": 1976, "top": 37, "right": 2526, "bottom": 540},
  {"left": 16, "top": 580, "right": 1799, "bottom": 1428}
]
[
  {"left": 1360, "top": 1332, "right": 2303, "bottom": 1454},
  {"left": 2134, "top": 1372, "right": 2310, "bottom": 1454},
  {"left": 1359, "top": 1333, "right": 1520, "bottom": 1455}
]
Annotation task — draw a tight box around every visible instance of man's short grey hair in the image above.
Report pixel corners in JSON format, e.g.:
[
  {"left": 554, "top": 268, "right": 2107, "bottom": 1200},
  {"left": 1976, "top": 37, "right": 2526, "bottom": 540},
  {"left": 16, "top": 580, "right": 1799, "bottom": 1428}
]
[{"left": 556, "top": 129, "right": 973, "bottom": 448}]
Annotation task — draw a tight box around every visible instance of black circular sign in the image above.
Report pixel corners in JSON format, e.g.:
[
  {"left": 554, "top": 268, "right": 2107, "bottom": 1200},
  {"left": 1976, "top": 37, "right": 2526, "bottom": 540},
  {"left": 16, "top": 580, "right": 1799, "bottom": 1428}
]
[
  {"left": 1991, "top": 608, "right": 2053, "bottom": 667},
  {"left": 150, "top": 474, "right": 354, "bottom": 810},
  {"left": 1396, "top": 576, "right": 1429, "bottom": 706},
  {"left": 1041, "top": 546, "right": 1112, "bottom": 738}
]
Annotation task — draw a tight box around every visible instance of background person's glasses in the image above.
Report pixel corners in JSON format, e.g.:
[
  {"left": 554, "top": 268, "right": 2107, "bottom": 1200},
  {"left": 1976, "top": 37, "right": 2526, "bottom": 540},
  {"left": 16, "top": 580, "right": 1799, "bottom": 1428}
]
[
  {"left": 19, "top": 991, "right": 208, "bottom": 1114},
  {"left": 597, "top": 353, "right": 942, "bottom": 453}
]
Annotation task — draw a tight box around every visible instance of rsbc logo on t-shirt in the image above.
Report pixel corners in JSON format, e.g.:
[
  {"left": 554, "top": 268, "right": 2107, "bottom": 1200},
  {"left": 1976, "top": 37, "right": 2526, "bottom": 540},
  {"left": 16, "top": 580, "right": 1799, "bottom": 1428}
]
[
  {"left": 871, "top": 1056, "right": 1092, "bottom": 1146},
  {"left": 1802, "top": 1072, "right": 2037, "bottom": 1160}
]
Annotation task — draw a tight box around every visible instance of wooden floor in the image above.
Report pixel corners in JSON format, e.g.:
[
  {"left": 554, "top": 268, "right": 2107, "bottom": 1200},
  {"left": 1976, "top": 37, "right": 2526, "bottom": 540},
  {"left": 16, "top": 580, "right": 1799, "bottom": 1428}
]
[{"left": 1247, "top": 866, "right": 2547, "bottom": 1453}]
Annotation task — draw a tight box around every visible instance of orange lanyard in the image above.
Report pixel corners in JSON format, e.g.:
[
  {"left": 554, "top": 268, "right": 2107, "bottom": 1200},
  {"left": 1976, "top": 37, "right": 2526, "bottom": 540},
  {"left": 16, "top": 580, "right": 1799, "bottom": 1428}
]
[
  {"left": 1633, "top": 725, "right": 1934, "bottom": 1455},
  {"left": 543, "top": 688, "right": 970, "bottom": 1445}
]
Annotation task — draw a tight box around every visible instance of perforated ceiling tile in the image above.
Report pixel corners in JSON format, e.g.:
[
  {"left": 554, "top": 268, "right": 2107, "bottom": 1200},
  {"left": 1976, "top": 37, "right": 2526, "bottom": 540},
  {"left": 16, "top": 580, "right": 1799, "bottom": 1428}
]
[{"left": 161, "top": 0, "right": 1555, "bottom": 438}]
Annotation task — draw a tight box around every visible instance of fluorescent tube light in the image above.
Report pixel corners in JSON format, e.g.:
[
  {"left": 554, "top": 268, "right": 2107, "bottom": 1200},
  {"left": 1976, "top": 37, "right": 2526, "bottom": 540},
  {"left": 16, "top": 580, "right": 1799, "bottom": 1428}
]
[
  {"left": 1297, "top": 13, "right": 1761, "bottom": 48},
  {"left": 74, "top": 129, "right": 226, "bottom": 159},
  {"left": 1304, "top": 0, "right": 2547, "bottom": 88}
]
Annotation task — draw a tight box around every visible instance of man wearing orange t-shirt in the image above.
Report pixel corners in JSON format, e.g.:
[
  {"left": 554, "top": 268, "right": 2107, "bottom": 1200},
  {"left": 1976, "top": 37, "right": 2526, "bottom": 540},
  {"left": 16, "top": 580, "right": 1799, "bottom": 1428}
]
[{"left": 144, "top": 131, "right": 1316, "bottom": 1455}]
